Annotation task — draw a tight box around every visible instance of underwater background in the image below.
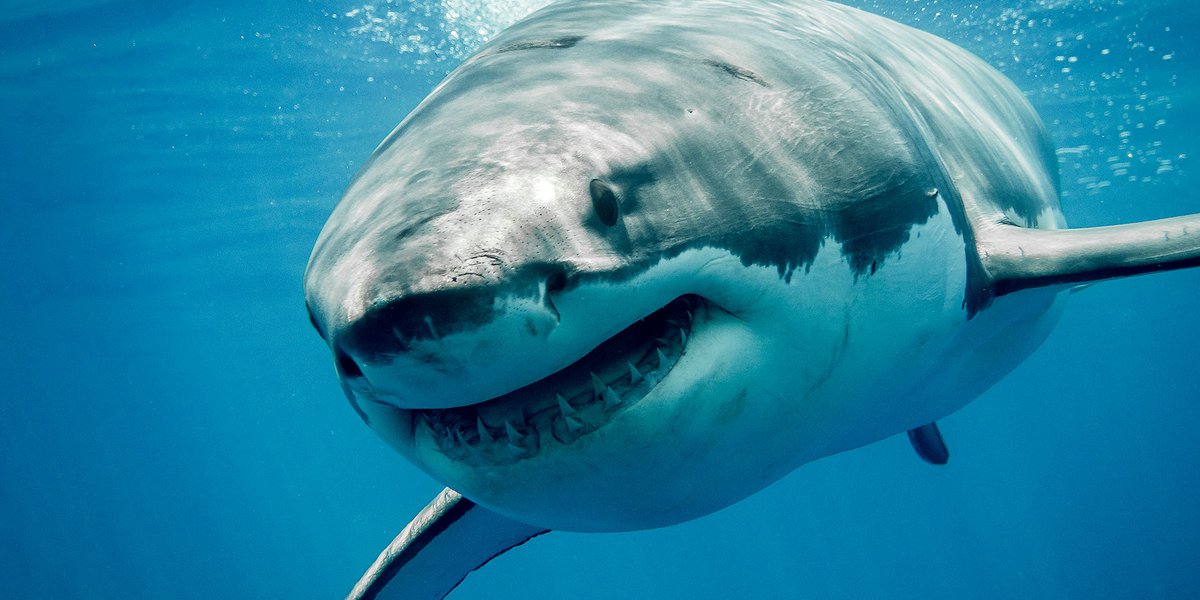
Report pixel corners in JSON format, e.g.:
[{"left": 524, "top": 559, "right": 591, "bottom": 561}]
[{"left": 2, "top": 0, "right": 1197, "bottom": 597}]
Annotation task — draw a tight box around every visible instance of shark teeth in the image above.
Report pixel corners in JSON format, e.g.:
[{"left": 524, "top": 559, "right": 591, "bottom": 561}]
[
  {"left": 504, "top": 419, "right": 525, "bottom": 454},
  {"left": 590, "top": 372, "right": 607, "bottom": 399},
  {"left": 564, "top": 414, "right": 583, "bottom": 432},
  {"left": 602, "top": 387, "right": 622, "bottom": 410},
  {"left": 456, "top": 429, "right": 486, "bottom": 459},
  {"left": 503, "top": 420, "right": 527, "bottom": 454},
  {"left": 558, "top": 394, "right": 583, "bottom": 431},
  {"left": 476, "top": 417, "right": 494, "bottom": 444},
  {"left": 504, "top": 419, "right": 521, "bottom": 442},
  {"left": 424, "top": 295, "right": 703, "bottom": 463},
  {"left": 627, "top": 362, "right": 643, "bottom": 385},
  {"left": 557, "top": 393, "right": 576, "bottom": 416}
]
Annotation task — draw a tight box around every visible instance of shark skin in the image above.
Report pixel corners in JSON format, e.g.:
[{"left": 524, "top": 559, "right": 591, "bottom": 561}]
[{"left": 301, "top": 1, "right": 1200, "bottom": 597}]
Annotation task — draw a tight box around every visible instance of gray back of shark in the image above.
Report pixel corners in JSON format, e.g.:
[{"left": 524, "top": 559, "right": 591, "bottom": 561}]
[{"left": 302, "top": 2, "right": 1200, "bottom": 598}]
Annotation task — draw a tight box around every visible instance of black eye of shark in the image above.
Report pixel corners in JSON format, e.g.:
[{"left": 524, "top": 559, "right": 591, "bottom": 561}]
[
  {"left": 588, "top": 179, "right": 621, "bottom": 227},
  {"left": 418, "top": 294, "right": 704, "bottom": 465},
  {"left": 336, "top": 350, "right": 364, "bottom": 379}
]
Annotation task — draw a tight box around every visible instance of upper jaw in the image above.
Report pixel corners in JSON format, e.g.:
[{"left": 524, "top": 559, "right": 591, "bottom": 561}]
[{"left": 332, "top": 265, "right": 708, "bottom": 408}]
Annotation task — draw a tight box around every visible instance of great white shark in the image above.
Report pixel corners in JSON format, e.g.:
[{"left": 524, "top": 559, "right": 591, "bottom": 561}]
[{"left": 303, "top": 1, "right": 1200, "bottom": 597}]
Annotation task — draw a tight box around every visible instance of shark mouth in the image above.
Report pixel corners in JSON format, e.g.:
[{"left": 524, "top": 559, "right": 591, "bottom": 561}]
[{"left": 416, "top": 294, "right": 703, "bottom": 464}]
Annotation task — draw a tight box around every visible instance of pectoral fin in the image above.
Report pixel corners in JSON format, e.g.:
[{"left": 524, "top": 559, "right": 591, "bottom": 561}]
[
  {"left": 978, "top": 214, "right": 1200, "bottom": 297},
  {"left": 907, "top": 422, "right": 950, "bottom": 465},
  {"left": 348, "top": 488, "right": 548, "bottom": 600}
]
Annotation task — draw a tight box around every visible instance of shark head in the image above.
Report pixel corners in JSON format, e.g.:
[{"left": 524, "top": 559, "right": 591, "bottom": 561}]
[{"left": 305, "top": 1, "right": 1064, "bottom": 532}]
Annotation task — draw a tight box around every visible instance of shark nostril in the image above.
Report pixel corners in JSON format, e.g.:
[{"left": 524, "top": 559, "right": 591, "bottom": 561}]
[{"left": 336, "top": 349, "right": 365, "bottom": 379}]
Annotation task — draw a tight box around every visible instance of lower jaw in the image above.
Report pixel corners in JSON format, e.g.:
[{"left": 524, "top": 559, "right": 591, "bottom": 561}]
[
  {"left": 410, "top": 295, "right": 705, "bottom": 466},
  {"left": 393, "top": 305, "right": 776, "bottom": 532}
]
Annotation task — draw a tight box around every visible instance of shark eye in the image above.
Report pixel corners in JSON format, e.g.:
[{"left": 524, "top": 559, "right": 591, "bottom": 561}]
[
  {"left": 335, "top": 349, "right": 364, "bottom": 379},
  {"left": 589, "top": 179, "right": 620, "bottom": 227}
]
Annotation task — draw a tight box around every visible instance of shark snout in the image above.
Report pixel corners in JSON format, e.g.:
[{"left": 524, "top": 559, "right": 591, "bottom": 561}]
[{"left": 329, "top": 265, "right": 571, "bottom": 409}]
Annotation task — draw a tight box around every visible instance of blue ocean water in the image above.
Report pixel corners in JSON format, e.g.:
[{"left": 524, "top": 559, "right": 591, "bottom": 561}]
[{"left": 2, "top": 0, "right": 1197, "bottom": 598}]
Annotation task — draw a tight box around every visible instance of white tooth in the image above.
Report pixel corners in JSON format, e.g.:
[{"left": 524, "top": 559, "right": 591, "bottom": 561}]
[
  {"left": 459, "top": 431, "right": 484, "bottom": 457},
  {"left": 557, "top": 394, "right": 576, "bottom": 416},
  {"left": 591, "top": 372, "right": 607, "bottom": 398},
  {"left": 565, "top": 414, "right": 582, "bottom": 431},
  {"left": 476, "top": 417, "right": 494, "bottom": 444},
  {"left": 504, "top": 419, "right": 521, "bottom": 442},
  {"left": 627, "top": 362, "right": 643, "bottom": 385},
  {"left": 655, "top": 337, "right": 672, "bottom": 346},
  {"left": 657, "top": 348, "right": 668, "bottom": 370},
  {"left": 603, "top": 387, "right": 622, "bottom": 409},
  {"left": 424, "top": 315, "right": 439, "bottom": 340},
  {"left": 680, "top": 328, "right": 688, "bottom": 346},
  {"left": 393, "top": 326, "right": 405, "bottom": 342},
  {"left": 686, "top": 309, "right": 694, "bottom": 322},
  {"left": 507, "top": 443, "right": 524, "bottom": 454}
]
